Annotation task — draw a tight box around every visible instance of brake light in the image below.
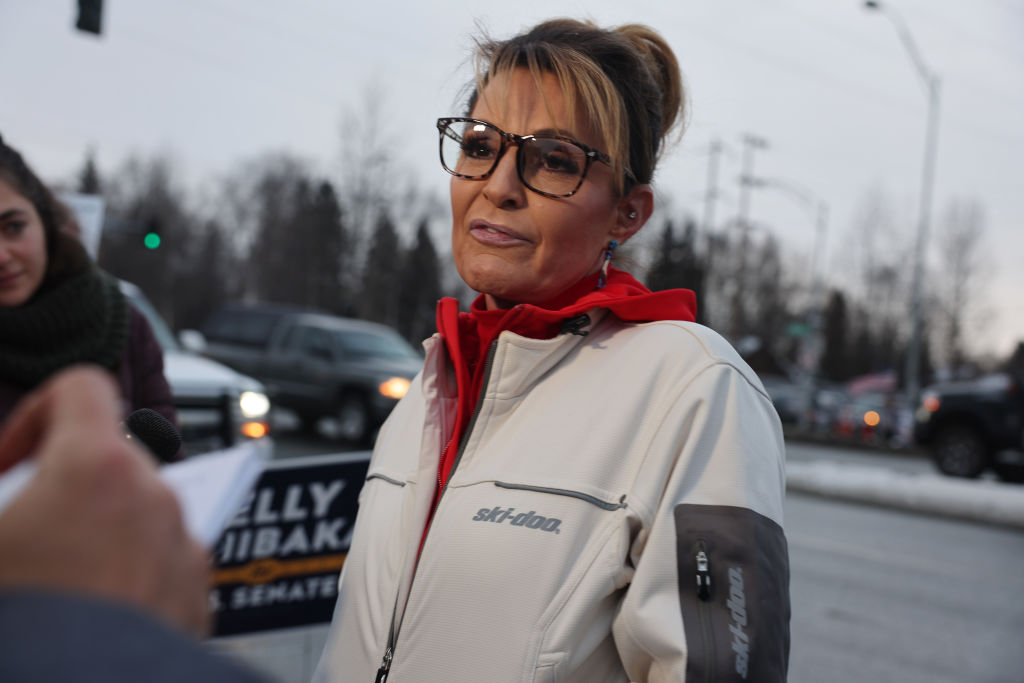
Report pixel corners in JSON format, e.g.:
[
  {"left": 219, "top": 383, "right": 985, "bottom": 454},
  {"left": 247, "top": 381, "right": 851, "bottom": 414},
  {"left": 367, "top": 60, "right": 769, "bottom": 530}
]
[
  {"left": 241, "top": 421, "right": 269, "bottom": 439},
  {"left": 923, "top": 396, "right": 940, "bottom": 412}
]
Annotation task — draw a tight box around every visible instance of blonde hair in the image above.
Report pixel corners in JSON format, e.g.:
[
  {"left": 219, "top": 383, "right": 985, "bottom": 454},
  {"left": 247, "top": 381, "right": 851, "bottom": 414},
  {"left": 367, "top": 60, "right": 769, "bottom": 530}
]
[{"left": 467, "top": 18, "right": 686, "bottom": 194}]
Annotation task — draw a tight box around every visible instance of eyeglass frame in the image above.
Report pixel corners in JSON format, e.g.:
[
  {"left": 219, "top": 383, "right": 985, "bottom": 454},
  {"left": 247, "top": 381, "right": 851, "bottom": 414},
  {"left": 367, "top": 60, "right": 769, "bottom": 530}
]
[{"left": 436, "top": 117, "right": 618, "bottom": 199}]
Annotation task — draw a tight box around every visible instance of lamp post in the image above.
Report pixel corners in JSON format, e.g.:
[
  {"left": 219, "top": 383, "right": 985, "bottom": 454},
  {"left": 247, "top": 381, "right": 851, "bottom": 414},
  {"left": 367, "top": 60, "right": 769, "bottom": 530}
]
[{"left": 864, "top": 0, "right": 941, "bottom": 403}]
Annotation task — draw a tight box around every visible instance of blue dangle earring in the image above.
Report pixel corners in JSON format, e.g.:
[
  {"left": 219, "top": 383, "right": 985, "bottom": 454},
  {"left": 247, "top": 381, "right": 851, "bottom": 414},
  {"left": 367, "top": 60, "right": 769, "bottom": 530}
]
[{"left": 597, "top": 239, "right": 619, "bottom": 289}]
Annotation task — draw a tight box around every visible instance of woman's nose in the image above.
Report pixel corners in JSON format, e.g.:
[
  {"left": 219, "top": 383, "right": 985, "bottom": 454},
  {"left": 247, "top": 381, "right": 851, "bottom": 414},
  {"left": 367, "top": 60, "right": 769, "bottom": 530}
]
[{"left": 481, "top": 146, "right": 526, "bottom": 210}]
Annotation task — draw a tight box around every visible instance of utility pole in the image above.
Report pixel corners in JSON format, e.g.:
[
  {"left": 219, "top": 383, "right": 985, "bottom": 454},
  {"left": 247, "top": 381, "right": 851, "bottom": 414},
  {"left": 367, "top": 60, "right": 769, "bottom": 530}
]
[
  {"left": 701, "top": 139, "right": 722, "bottom": 235},
  {"left": 729, "top": 134, "right": 768, "bottom": 341}
]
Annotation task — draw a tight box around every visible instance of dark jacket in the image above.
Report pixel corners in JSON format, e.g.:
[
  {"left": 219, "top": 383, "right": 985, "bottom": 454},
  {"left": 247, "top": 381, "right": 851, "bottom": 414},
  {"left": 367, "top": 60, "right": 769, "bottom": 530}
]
[
  {"left": 0, "top": 591, "right": 272, "bottom": 683},
  {"left": 0, "top": 306, "right": 179, "bottom": 455}
]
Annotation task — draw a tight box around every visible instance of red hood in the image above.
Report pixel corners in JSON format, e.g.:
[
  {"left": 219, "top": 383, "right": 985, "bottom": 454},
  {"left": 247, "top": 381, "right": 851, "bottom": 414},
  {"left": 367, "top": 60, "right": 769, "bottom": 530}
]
[{"left": 459, "top": 266, "right": 697, "bottom": 340}]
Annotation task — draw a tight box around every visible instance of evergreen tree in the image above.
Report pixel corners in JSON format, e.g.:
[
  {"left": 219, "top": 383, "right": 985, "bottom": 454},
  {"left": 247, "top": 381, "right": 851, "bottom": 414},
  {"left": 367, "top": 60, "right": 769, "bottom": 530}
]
[
  {"left": 171, "top": 219, "right": 234, "bottom": 330},
  {"left": 307, "top": 181, "right": 348, "bottom": 315},
  {"left": 78, "top": 149, "right": 102, "bottom": 194},
  {"left": 820, "top": 290, "right": 848, "bottom": 382},
  {"left": 645, "top": 219, "right": 707, "bottom": 324},
  {"left": 396, "top": 219, "right": 441, "bottom": 344},
  {"left": 359, "top": 212, "right": 402, "bottom": 326},
  {"left": 646, "top": 221, "right": 677, "bottom": 292}
]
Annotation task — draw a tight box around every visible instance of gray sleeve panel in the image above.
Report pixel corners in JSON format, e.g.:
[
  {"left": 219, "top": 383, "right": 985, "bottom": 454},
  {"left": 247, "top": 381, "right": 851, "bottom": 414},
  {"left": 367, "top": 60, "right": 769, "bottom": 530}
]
[
  {"left": 674, "top": 503, "right": 790, "bottom": 682},
  {"left": 0, "top": 590, "right": 272, "bottom": 683}
]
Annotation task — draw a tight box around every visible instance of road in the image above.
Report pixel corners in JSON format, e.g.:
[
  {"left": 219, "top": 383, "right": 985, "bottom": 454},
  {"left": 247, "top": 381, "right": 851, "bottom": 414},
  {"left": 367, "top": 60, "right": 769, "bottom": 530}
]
[
  {"left": 267, "top": 429, "right": 1024, "bottom": 682},
  {"left": 787, "top": 490, "right": 1024, "bottom": 683}
]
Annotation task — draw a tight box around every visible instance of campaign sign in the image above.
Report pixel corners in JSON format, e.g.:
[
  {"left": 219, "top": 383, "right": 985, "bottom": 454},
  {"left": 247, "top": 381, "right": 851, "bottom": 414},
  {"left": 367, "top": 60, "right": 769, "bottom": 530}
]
[{"left": 210, "top": 451, "right": 371, "bottom": 636}]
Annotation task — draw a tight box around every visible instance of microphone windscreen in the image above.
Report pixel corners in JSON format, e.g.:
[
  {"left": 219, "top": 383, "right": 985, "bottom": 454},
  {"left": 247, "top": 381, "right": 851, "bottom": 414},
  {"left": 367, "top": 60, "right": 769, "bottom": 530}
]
[{"left": 124, "top": 408, "right": 182, "bottom": 462}]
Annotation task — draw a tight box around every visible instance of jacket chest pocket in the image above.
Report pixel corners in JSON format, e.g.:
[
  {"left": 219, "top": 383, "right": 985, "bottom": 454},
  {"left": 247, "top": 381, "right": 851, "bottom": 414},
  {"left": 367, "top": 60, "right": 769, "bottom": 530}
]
[
  {"left": 458, "top": 480, "right": 628, "bottom": 550},
  {"left": 420, "top": 481, "right": 632, "bottom": 619},
  {"left": 398, "top": 480, "right": 633, "bottom": 681}
]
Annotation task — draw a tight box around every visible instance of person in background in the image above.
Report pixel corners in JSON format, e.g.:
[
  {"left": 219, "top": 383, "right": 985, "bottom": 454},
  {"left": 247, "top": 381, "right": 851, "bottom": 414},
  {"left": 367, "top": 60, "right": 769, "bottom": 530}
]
[
  {"left": 315, "top": 18, "right": 789, "bottom": 683},
  {"left": 0, "top": 135, "right": 180, "bottom": 460},
  {"left": 0, "top": 367, "right": 268, "bottom": 682}
]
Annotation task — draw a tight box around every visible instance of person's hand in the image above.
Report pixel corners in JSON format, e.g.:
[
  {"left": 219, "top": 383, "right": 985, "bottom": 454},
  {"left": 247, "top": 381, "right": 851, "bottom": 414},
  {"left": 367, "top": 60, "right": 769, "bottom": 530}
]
[{"left": 0, "top": 366, "right": 211, "bottom": 636}]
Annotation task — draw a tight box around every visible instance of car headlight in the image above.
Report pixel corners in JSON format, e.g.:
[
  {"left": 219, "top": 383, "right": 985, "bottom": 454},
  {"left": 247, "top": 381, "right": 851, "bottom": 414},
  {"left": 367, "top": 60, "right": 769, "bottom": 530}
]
[
  {"left": 378, "top": 377, "right": 411, "bottom": 400},
  {"left": 239, "top": 391, "right": 271, "bottom": 419}
]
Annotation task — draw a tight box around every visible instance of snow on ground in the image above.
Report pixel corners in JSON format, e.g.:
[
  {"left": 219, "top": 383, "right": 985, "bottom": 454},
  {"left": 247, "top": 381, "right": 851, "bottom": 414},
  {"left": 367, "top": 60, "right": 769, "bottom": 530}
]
[{"left": 787, "top": 460, "right": 1024, "bottom": 529}]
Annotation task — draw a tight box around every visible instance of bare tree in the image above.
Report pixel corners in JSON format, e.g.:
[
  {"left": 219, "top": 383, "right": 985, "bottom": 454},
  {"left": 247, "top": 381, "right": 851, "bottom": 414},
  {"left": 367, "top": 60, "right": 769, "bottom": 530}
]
[
  {"left": 933, "top": 198, "right": 991, "bottom": 371},
  {"left": 336, "top": 86, "right": 396, "bottom": 291}
]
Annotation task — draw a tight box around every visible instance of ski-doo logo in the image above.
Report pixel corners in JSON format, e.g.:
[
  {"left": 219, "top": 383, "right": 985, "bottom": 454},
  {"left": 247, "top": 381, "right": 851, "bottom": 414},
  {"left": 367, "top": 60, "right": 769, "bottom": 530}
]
[
  {"left": 727, "top": 566, "right": 750, "bottom": 679},
  {"left": 472, "top": 506, "right": 562, "bottom": 534}
]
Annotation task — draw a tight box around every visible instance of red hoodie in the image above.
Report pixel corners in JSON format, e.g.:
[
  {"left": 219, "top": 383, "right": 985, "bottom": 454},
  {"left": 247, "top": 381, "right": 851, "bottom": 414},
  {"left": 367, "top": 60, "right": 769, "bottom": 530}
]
[{"left": 432, "top": 267, "right": 696, "bottom": 499}]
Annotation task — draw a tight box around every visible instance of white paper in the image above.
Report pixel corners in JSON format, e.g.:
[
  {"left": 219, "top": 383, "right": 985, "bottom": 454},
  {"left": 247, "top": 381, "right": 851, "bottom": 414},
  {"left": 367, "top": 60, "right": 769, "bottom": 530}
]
[{"left": 0, "top": 439, "right": 270, "bottom": 547}]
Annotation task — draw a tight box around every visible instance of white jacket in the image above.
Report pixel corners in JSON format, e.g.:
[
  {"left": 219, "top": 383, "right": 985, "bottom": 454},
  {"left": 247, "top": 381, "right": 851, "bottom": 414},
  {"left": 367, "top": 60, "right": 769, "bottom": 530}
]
[{"left": 314, "top": 310, "right": 789, "bottom": 683}]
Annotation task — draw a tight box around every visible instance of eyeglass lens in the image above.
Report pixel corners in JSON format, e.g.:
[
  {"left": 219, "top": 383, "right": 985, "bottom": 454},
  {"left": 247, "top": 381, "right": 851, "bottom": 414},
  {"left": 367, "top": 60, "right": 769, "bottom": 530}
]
[{"left": 440, "top": 120, "right": 588, "bottom": 197}]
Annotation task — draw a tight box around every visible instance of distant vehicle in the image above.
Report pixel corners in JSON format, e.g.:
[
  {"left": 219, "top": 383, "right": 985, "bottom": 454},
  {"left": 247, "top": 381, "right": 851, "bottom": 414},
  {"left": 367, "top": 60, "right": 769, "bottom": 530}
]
[
  {"left": 120, "top": 282, "right": 271, "bottom": 455},
  {"left": 760, "top": 375, "right": 803, "bottom": 425},
  {"left": 914, "top": 373, "right": 1024, "bottom": 482},
  {"left": 834, "top": 391, "right": 912, "bottom": 449},
  {"left": 194, "top": 304, "right": 423, "bottom": 445}
]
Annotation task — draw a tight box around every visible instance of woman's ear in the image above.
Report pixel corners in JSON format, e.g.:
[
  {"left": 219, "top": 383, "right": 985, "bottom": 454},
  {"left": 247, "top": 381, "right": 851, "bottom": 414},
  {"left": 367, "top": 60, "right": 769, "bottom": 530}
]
[{"left": 611, "top": 184, "right": 654, "bottom": 245}]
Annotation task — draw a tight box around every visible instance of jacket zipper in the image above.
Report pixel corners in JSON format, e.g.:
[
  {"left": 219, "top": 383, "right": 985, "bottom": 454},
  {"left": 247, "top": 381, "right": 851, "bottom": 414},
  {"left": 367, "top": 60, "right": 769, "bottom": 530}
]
[
  {"left": 694, "top": 539, "right": 714, "bottom": 683},
  {"left": 373, "top": 341, "right": 499, "bottom": 682}
]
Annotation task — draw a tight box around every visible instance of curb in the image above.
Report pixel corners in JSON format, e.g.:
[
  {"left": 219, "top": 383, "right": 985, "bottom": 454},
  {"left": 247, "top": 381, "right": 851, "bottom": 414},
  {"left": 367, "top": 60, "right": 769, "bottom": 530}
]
[{"left": 786, "top": 460, "right": 1024, "bottom": 529}]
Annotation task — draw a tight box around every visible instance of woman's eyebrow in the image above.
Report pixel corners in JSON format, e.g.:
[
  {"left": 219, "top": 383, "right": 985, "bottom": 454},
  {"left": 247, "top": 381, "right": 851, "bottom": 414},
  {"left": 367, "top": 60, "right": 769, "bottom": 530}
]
[
  {"left": 531, "top": 127, "right": 578, "bottom": 139},
  {"left": 0, "top": 208, "right": 28, "bottom": 221}
]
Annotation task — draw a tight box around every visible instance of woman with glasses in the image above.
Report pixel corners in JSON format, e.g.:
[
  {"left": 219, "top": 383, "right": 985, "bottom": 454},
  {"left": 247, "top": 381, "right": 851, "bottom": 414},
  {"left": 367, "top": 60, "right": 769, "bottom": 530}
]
[{"left": 315, "top": 18, "right": 789, "bottom": 683}]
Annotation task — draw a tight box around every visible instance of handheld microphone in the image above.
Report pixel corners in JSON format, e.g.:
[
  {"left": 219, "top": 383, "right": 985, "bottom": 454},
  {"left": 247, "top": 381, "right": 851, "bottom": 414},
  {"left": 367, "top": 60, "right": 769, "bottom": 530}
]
[{"left": 123, "top": 408, "right": 182, "bottom": 462}]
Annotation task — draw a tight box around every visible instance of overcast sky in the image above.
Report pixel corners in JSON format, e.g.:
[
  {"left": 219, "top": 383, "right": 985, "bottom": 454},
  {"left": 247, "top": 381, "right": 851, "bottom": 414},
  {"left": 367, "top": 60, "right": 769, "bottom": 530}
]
[{"left": 3, "top": 0, "right": 1022, "bottom": 358}]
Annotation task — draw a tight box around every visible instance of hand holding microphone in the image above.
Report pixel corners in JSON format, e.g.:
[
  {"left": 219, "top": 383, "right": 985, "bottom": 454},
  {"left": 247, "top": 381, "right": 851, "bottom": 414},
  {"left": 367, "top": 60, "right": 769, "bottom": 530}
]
[{"left": 0, "top": 367, "right": 211, "bottom": 636}]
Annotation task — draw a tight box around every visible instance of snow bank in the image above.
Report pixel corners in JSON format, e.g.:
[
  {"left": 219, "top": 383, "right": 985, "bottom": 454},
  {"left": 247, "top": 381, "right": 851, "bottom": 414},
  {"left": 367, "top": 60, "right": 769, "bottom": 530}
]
[{"left": 786, "top": 460, "right": 1024, "bottom": 528}]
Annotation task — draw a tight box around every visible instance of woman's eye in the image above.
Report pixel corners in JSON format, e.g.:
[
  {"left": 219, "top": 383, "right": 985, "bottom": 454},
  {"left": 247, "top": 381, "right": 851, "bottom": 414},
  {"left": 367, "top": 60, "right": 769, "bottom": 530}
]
[
  {"left": 1, "top": 221, "right": 26, "bottom": 237},
  {"left": 540, "top": 150, "right": 580, "bottom": 175},
  {"left": 462, "top": 136, "right": 497, "bottom": 159}
]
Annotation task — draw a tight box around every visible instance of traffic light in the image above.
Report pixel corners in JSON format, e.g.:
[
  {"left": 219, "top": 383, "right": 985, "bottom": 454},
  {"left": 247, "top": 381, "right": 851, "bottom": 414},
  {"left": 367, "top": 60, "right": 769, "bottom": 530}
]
[
  {"left": 75, "top": 0, "right": 103, "bottom": 35},
  {"left": 143, "top": 219, "right": 161, "bottom": 250}
]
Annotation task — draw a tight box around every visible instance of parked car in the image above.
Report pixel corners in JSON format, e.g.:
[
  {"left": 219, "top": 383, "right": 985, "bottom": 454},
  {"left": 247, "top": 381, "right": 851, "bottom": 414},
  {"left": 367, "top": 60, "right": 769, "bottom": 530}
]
[
  {"left": 760, "top": 375, "right": 804, "bottom": 426},
  {"left": 914, "top": 373, "right": 1024, "bottom": 481},
  {"left": 194, "top": 304, "right": 422, "bottom": 445},
  {"left": 120, "top": 282, "right": 271, "bottom": 455}
]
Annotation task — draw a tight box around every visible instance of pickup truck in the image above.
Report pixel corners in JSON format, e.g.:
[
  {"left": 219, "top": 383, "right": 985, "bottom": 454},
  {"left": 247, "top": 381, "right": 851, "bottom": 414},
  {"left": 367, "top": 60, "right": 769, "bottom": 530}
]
[
  {"left": 914, "top": 373, "right": 1024, "bottom": 482},
  {"left": 195, "top": 304, "right": 423, "bottom": 445}
]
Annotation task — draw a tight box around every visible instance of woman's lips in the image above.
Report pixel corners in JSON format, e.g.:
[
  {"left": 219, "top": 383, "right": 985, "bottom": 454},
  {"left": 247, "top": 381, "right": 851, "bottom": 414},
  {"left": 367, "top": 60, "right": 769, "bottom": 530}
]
[
  {"left": 0, "top": 270, "right": 23, "bottom": 289},
  {"left": 469, "top": 220, "right": 530, "bottom": 247}
]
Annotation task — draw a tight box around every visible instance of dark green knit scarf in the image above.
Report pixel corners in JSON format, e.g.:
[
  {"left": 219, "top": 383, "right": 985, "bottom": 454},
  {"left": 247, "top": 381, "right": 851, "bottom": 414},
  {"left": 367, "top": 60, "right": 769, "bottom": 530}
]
[{"left": 0, "top": 257, "right": 130, "bottom": 390}]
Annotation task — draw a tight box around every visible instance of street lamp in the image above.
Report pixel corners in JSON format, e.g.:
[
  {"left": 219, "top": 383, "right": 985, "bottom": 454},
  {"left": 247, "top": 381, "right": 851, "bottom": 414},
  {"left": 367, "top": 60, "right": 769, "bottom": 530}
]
[{"left": 864, "top": 0, "right": 942, "bottom": 402}]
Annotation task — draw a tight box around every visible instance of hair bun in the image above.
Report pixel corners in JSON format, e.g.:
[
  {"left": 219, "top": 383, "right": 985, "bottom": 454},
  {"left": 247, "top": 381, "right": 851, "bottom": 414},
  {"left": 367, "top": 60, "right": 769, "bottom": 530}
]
[{"left": 616, "top": 24, "right": 685, "bottom": 138}]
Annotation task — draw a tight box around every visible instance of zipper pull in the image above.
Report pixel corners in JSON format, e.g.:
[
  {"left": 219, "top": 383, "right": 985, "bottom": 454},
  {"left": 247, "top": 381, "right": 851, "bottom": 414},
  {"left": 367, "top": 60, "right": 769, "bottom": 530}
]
[
  {"left": 374, "top": 647, "right": 393, "bottom": 683},
  {"left": 695, "top": 549, "right": 711, "bottom": 601},
  {"left": 559, "top": 313, "right": 591, "bottom": 336}
]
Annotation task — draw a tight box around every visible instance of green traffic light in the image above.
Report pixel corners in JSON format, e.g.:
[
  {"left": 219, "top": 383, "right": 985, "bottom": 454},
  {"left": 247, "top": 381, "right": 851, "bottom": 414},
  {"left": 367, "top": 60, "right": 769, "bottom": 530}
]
[{"left": 143, "top": 233, "right": 162, "bottom": 250}]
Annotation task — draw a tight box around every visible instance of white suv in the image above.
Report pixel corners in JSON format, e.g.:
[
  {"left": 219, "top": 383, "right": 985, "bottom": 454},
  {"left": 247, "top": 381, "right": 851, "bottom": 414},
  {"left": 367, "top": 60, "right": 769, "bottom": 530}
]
[{"left": 120, "top": 281, "right": 271, "bottom": 455}]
